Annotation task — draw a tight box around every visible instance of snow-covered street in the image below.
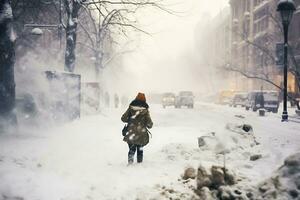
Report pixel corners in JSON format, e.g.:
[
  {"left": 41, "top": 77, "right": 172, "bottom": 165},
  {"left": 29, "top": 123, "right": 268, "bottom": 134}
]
[
  {"left": 1, "top": 102, "right": 300, "bottom": 200},
  {"left": 2, "top": 0, "right": 300, "bottom": 199}
]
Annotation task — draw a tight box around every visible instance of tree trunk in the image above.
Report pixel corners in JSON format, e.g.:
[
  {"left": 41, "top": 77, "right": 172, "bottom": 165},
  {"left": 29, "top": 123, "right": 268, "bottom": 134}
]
[
  {"left": 64, "top": 0, "right": 81, "bottom": 72},
  {"left": 95, "top": 51, "right": 103, "bottom": 80},
  {"left": 0, "top": 0, "right": 17, "bottom": 126}
]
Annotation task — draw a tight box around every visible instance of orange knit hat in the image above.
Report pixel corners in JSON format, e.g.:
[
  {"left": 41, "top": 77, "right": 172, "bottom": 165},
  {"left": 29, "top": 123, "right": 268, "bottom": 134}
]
[{"left": 135, "top": 92, "right": 146, "bottom": 102}]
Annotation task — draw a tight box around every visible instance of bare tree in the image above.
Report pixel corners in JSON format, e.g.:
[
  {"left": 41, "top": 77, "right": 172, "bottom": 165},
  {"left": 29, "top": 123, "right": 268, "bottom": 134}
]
[
  {"left": 0, "top": 0, "right": 17, "bottom": 126},
  {"left": 62, "top": 0, "right": 167, "bottom": 73},
  {"left": 77, "top": 1, "right": 155, "bottom": 78}
]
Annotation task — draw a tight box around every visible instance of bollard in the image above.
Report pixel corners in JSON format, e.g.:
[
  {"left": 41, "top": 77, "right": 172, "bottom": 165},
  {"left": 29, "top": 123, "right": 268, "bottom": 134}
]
[{"left": 259, "top": 109, "right": 265, "bottom": 116}]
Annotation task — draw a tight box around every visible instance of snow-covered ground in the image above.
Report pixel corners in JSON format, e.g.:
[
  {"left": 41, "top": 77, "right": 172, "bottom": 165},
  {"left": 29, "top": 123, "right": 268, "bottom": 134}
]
[{"left": 0, "top": 102, "right": 300, "bottom": 200}]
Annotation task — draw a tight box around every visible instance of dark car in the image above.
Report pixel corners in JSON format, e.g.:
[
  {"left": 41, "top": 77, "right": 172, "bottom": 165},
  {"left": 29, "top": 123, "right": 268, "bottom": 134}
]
[
  {"left": 175, "top": 91, "right": 194, "bottom": 109},
  {"left": 230, "top": 93, "right": 247, "bottom": 107},
  {"left": 245, "top": 91, "right": 279, "bottom": 113}
]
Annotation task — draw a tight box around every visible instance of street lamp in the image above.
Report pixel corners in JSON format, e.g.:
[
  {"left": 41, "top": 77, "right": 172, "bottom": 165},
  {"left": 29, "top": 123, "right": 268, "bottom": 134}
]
[{"left": 277, "top": 0, "right": 296, "bottom": 122}]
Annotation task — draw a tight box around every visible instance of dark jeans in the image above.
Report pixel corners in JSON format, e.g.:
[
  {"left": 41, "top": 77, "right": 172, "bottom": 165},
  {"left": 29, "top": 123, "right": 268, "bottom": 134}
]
[{"left": 128, "top": 144, "right": 143, "bottom": 164}]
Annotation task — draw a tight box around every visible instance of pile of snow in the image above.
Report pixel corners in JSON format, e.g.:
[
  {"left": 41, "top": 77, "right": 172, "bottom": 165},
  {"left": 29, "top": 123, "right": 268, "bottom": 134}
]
[
  {"left": 204, "top": 123, "right": 257, "bottom": 150},
  {"left": 168, "top": 152, "right": 300, "bottom": 200},
  {"left": 198, "top": 123, "right": 262, "bottom": 163},
  {"left": 194, "top": 165, "right": 251, "bottom": 200},
  {"left": 253, "top": 152, "right": 300, "bottom": 200},
  {"left": 151, "top": 164, "right": 248, "bottom": 200}
]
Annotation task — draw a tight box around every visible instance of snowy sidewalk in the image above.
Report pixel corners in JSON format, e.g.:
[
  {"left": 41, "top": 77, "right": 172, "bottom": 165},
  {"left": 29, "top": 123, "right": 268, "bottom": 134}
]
[{"left": 0, "top": 102, "right": 300, "bottom": 200}]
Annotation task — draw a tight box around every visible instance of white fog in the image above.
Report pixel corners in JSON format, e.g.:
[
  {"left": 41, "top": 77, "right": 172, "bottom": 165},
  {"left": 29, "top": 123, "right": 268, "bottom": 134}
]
[{"left": 101, "top": 0, "right": 229, "bottom": 95}]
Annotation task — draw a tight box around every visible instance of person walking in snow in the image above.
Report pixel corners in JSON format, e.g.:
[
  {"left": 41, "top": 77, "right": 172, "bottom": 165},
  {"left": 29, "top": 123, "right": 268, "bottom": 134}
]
[
  {"left": 114, "top": 94, "right": 120, "bottom": 108},
  {"left": 121, "top": 93, "right": 153, "bottom": 165}
]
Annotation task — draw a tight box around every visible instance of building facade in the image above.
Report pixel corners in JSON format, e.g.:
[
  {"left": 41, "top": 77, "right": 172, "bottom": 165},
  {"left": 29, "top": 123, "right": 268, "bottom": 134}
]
[
  {"left": 230, "top": 0, "right": 253, "bottom": 91},
  {"left": 196, "top": 7, "right": 234, "bottom": 93},
  {"left": 289, "top": 0, "right": 300, "bottom": 94},
  {"left": 230, "top": 0, "right": 300, "bottom": 94}
]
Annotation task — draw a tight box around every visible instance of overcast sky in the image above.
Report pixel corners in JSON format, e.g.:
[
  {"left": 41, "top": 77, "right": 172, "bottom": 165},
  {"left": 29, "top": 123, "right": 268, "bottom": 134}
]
[{"left": 110, "top": 0, "right": 230, "bottom": 95}]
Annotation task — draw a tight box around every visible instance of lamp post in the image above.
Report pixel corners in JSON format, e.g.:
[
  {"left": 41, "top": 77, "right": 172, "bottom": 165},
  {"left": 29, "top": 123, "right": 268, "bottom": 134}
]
[{"left": 277, "top": 0, "right": 296, "bottom": 122}]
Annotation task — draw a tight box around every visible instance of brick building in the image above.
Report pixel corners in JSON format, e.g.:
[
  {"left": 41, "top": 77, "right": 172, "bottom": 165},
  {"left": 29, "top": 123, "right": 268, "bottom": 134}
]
[{"left": 230, "top": 0, "right": 300, "bottom": 94}]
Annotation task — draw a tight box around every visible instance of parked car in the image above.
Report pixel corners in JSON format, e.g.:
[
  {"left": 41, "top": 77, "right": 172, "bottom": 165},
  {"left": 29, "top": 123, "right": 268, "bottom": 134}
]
[
  {"left": 245, "top": 90, "right": 279, "bottom": 113},
  {"left": 175, "top": 91, "right": 194, "bottom": 108},
  {"left": 230, "top": 92, "right": 247, "bottom": 107},
  {"left": 162, "top": 92, "right": 176, "bottom": 108}
]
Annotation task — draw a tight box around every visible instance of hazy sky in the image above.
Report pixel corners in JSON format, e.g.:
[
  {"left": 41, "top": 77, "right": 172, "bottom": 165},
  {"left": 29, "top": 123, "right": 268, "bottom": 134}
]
[{"left": 113, "top": 0, "right": 230, "bottom": 94}]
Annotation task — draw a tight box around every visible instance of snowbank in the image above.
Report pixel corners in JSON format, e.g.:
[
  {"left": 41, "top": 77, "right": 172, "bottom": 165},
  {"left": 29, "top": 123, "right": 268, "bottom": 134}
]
[{"left": 254, "top": 152, "right": 300, "bottom": 200}]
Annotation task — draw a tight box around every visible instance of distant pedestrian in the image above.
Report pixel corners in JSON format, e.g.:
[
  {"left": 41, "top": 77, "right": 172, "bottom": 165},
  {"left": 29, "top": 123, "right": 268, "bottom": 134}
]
[
  {"left": 121, "top": 95, "right": 128, "bottom": 107},
  {"left": 104, "top": 92, "right": 110, "bottom": 108},
  {"left": 114, "top": 94, "right": 119, "bottom": 108},
  {"left": 121, "top": 93, "right": 153, "bottom": 165}
]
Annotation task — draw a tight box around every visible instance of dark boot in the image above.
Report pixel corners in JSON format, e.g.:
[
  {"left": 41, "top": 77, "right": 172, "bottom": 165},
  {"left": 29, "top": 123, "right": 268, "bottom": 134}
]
[
  {"left": 137, "top": 145, "right": 143, "bottom": 163},
  {"left": 128, "top": 144, "right": 136, "bottom": 164},
  {"left": 128, "top": 156, "right": 134, "bottom": 165}
]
